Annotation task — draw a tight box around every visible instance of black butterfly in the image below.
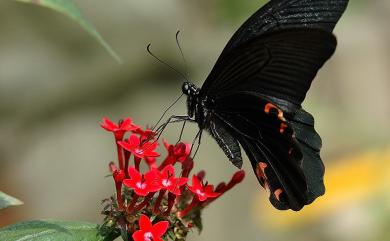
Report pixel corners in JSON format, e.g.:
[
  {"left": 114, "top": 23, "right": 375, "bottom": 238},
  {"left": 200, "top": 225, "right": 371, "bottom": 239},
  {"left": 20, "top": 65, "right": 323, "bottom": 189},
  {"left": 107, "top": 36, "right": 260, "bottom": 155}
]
[{"left": 165, "top": 0, "right": 349, "bottom": 211}]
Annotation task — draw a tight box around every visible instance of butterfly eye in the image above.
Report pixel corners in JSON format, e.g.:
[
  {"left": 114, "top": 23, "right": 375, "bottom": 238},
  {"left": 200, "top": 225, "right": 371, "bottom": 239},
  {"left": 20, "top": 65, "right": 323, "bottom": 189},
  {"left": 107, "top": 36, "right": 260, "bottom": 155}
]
[{"left": 182, "top": 82, "right": 191, "bottom": 95}]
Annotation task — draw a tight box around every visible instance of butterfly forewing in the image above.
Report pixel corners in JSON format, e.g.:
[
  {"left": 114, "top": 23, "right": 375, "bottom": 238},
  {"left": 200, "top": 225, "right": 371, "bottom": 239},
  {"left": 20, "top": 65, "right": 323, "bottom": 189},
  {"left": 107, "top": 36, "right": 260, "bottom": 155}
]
[
  {"left": 201, "top": 29, "right": 337, "bottom": 106},
  {"left": 216, "top": 0, "right": 348, "bottom": 59}
]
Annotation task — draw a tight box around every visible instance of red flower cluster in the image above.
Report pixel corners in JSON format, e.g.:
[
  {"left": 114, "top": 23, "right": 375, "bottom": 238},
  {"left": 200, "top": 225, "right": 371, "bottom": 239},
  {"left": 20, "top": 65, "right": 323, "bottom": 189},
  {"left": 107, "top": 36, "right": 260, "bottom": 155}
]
[{"left": 100, "top": 117, "right": 245, "bottom": 241}]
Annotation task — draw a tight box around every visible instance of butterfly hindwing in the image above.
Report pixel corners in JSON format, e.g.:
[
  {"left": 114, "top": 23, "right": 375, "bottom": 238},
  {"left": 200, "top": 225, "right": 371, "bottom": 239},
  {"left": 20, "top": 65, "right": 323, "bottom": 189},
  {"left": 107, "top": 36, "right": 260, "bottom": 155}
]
[
  {"left": 288, "top": 108, "right": 325, "bottom": 201},
  {"left": 212, "top": 93, "right": 311, "bottom": 210},
  {"left": 238, "top": 136, "right": 306, "bottom": 210},
  {"left": 260, "top": 95, "right": 325, "bottom": 202}
]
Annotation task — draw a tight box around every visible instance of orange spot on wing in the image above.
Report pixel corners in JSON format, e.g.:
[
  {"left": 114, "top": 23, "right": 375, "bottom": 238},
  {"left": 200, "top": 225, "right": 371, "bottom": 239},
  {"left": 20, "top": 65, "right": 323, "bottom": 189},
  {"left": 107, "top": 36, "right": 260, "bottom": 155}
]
[
  {"left": 256, "top": 162, "right": 268, "bottom": 189},
  {"left": 280, "top": 123, "right": 288, "bottom": 134},
  {"left": 264, "top": 182, "right": 270, "bottom": 192},
  {"left": 264, "top": 103, "right": 286, "bottom": 121},
  {"left": 264, "top": 103, "right": 277, "bottom": 114},
  {"left": 274, "top": 188, "right": 283, "bottom": 201}
]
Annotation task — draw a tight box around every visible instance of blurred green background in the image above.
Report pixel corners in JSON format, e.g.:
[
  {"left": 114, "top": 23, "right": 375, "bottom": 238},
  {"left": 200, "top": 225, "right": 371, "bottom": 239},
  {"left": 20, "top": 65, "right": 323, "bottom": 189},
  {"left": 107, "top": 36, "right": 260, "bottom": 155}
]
[{"left": 0, "top": 0, "right": 389, "bottom": 241}]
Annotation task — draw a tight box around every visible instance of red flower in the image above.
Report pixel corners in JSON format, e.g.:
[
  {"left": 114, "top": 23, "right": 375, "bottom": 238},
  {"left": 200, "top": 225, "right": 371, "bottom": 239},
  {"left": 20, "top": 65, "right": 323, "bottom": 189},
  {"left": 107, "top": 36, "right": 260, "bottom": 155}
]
[
  {"left": 163, "top": 141, "right": 191, "bottom": 163},
  {"left": 100, "top": 117, "right": 139, "bottom": 140},
  {"left": 187, "top": 175, "right": 220, "bottom": 201},
  {"left": 123, "top": 167, "right": 161, "bottom": 196},
  {"left": 118, "top": 134, "right": 159, "bottom": 159},
  {"left": 157, "top": 165, "right": 188, "bottom": 195},
  {"left": 132, "top": 214, "right": 169, "bottom": 241},
  {"left": 134, "top": 127, "right": 158, "bottom": 142}
]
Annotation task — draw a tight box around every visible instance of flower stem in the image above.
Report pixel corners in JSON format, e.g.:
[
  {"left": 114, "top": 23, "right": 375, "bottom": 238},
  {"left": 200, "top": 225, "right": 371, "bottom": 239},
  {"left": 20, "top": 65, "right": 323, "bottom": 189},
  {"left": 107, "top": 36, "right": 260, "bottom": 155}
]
[
  {"left": 134, "top": 156, "right": 141, "bottom": 171},
  {"left": 153, "top": 190, "right": 166, "bottom": 214},
  {"left": 133, "top": 192, "right": 154, "bottom": 212},
  {"left": 178, "top": 196, "right": 198, "bottom": 218},
  {"left": 127, "top": 194, "right": 139, "bottom": 214},
  {"left": 116, "top": 143, "right": 124, "bottom": 170},
  {"left": 124, "top": 158, "right": 130, "bottom": 179},
  {"left": 181, "top": 157, "right": 194, "bottom": 178},
  {"left": 158, "top": 156, "right": 175, "bottom": 170},
  {"left": 163, "top": 193, "right": 176, "bottom": 216},
  {"left": 115, "top": 182, "right": 124, "bottom": 210}
]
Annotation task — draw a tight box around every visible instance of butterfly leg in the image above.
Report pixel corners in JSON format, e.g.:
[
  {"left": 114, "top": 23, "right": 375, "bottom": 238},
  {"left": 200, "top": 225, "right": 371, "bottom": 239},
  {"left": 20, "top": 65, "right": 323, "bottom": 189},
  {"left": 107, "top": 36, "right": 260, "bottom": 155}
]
[
  {"left": 155, "top": 115, "right": 194, "bottom": 140},
  {"left": 176, "top": 119, "right": 187, "bottom": 144},
  {"left": 189, "top": 129, "right": 203, "bottom": 160}
]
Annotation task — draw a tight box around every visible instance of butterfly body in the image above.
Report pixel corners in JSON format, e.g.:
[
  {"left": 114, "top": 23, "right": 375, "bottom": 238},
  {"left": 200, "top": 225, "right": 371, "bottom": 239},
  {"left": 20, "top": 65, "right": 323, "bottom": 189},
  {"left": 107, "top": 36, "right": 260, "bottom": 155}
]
[{"left": 179, "top": 0, "right": 349, "bottom": 211}]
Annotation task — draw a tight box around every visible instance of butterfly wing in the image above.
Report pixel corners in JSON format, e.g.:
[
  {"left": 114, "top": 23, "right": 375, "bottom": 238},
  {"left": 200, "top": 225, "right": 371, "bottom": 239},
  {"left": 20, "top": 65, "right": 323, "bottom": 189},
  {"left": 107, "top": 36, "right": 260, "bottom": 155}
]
[
  {"left": 201, "top": 28, "right": 337, "bottom": 106},
  {"left": 200, "top": 0, "right": 349, "bottom": 105},
  {"left": 220, "top": 0, "right": 349, "bottom": 55},
  {"left": 200, "top": 0, "right": 348, "bottom": 86},
  {"left": 212, "top": 93, "right": 321, "bottom": 210},
  {"left": 287, "top": 108, "right": 324, "bottom": 201},
  {"left": 195, "top": 0, "right": 349, "bottom": 210},
  {"left": 209, "top": 118, "right": 243, "bottom": 168}
]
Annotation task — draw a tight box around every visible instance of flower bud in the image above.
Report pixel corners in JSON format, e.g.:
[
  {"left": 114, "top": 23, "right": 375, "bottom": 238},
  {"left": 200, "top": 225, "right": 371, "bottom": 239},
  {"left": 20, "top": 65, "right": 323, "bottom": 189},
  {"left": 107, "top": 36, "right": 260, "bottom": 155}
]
[
  {"left": 113, "top": 169, "right": 125, "bottom": 183},
  {"left": 231, "top": 170, "right": 245, "bottom": 184}
]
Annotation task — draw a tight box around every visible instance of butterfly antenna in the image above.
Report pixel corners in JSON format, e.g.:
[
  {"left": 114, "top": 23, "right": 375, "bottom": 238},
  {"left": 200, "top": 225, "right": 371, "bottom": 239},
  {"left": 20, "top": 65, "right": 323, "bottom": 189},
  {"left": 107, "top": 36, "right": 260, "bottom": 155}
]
[
  {"left": 175, "top": 30, "right": 189, "bottom": 79},
  {"left": 152, "top": 93, "right": 184, "bottom": 131},
  {"left": 147, "top": 44, "right": 189, "bottom": 82}
]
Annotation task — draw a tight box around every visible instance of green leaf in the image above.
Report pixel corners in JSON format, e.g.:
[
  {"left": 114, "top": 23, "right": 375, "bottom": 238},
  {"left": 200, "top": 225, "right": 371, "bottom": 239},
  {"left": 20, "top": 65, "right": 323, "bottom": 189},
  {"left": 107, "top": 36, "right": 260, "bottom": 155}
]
[
  {"left": 16, "top": 0, "right": 121, "bottom": 63},
  {"left": 0, "top": 191, "right": 23, "bottom": 210},
  {"left": 0, "top": 220, "right": 118, "bottom": 241},
  {"left": 192, "top": 210, "right": 203, "bottom": 234}
]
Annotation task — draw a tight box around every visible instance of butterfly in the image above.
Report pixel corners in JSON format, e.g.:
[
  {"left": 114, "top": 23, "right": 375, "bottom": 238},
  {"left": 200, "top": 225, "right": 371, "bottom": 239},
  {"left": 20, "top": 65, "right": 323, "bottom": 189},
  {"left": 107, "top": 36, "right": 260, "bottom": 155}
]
[{"left": 169, "top": 0, "right": 349, "bottom": 211}]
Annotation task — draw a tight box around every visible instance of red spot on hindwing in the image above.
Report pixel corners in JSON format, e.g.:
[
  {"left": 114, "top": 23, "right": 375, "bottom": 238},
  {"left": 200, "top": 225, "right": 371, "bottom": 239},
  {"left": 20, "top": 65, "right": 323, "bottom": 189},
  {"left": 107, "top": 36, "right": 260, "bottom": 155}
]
[
  {"left": 256, "top": 162, "right": 268, "bottom": 189},
  {"left": 280, "top": 123, "right": 288, "bottom": 134},
  {"left": 274, "top": 188, "right": 283, "bottom": 201},
  {"left": 264, "top": 103, "right": 286, "bottom": 121}
]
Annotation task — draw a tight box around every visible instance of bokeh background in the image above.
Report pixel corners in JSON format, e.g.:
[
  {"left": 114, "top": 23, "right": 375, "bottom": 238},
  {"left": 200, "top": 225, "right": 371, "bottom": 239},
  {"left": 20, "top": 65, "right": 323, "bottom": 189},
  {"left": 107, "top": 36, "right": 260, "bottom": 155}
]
[{"left": 1, "top": 0, "right": 389, "bottom": 240}]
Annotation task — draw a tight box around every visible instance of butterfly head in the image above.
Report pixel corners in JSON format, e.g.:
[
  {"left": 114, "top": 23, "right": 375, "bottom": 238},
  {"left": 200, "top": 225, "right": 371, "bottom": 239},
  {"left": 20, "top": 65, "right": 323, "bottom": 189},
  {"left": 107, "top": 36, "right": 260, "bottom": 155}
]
[
  {"left": 182, "top": 82, "right": 200, "bottom": 118},
  {"left": 182, "top": 82, "right": 199, "bottom": 97}
]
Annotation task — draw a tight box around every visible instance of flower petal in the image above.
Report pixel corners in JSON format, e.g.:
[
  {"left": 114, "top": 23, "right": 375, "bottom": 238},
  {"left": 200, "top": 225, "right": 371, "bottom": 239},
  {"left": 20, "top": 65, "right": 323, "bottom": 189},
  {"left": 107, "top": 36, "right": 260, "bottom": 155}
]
[
  {"left": 204, "top": 185, "right": 220, "bottom": 198},
  {"left": 118, "top": 140, "right": 133, "bottom": 152},
  {"left": 145, "top": 168, "right": 160, "bottom": 181},
  {"left": 145, "top": 142, "right": 158, "bottom": 152},
  {"left": 175, "top": 177, "right": 188, "bottom": 186},
  {"left": 119, "top": 118, "right": 132, "bottom": 129},
  {"left": 122, "top": 178, "right": 134, "bottom": 188},
  {"left": 129, "top": 134, "right": 140, "bottom": 146},
  {"left": 162, "top": 165, "right": 175, "bottom": 178},
  {"left": 139, "top": 214, "right": 153, "bottom": 231},
  {"left": 198, "top": 194, "right": 208, "bottom": 202},
  {"left": 152, "top": 221, "right": 169, "bottom": 237},
  {"left": 186, "top": 184, "right": 196, "bottom": 194},
  {"left": 128, "top": 167, "right": 141, "bottom": 181},
  {"left": 100, "top": 117, "right": 118, "bottom": 131},
  {"left": 147, "top": 184, "right": 161, "bottom": 193},
  {"left": 132, "top": 230, "right": 145, "bottom": 241},
  {"left": 163, "top": 139, "right": 171, "bottom": 150},
  {"left": 169, "top": 186, "right": 181, "bottom": 195},
  {"left": 134, "top": 187, "right": 149, "bottom": 196},
  {"left": 144, "top": 150, "right": 160, "bottom": 158},
  {"left": 192, "top": 175, "right": 202, "bottom": 189}
]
